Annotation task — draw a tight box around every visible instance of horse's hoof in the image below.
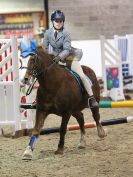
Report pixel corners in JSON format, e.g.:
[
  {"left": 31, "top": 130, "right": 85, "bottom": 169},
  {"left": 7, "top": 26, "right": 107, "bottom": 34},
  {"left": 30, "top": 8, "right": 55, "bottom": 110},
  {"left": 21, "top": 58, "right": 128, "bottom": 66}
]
[
  {"left": 22, "top": 154, "right": 32, "bottom": 160},
  {"left": 55, "top": 148, "right": 63, "bottom": 155},
  {"left": 98, "top": 128, "right": 107, "bottom": 138},
  {"left": 77, "top": 140, "right": 86, "bottom": 149},
  {"left": 22, "top": 146, "right": 33, "bottom": 160},
  {"left": 104, "top": 128, "right": 108, "bottom": 136}
]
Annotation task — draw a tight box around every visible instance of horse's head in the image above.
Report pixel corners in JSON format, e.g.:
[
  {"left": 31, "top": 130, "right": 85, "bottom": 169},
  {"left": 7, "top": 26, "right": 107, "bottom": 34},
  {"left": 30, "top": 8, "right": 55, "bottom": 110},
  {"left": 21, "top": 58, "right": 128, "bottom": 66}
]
[
  {"left": 22, "top": 46, "right": 57, "bottom": 85},
  {"left": 22, "top": 54, "right": 41, "bottom": 85}
]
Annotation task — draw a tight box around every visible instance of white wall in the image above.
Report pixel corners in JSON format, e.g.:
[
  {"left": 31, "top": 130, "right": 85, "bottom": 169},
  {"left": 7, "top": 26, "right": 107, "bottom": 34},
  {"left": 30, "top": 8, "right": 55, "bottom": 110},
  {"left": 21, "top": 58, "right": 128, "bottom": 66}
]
[{"left": 72, "top": 39, "right": 114, "bottom": 77}]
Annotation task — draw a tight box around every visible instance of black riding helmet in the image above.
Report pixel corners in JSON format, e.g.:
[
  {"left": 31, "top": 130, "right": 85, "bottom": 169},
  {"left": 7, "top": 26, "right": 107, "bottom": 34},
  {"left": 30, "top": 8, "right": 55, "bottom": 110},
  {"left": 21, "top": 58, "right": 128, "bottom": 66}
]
[{"left": 51, "top": 10, "right": 65, "bottom": 22}]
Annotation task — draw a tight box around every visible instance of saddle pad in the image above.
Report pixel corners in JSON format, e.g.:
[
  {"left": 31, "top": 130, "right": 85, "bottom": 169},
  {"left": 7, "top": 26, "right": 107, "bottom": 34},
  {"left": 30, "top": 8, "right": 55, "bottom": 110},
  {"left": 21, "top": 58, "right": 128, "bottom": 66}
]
[{"left": 65, "top": 67, "right": 92, "bottom": 93}]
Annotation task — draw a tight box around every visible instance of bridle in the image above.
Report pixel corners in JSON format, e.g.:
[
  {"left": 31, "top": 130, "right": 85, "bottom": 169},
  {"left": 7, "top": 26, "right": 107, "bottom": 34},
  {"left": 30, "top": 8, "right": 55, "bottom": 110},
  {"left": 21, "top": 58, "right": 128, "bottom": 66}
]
[
  {"left": 19, "top": 59, "right": 27, "bottom": 70},
  {"left": 21, "top": 54, "right": 43, "bottom": 96},
  {"left": 28, "top": 54, "right": 44, "bottom": 78},
  {"left": 20, "top": 54, "right": 43, "bottom": 78},
  {"left": 23, "top": 53, "right": 57, "bottom": 95}
]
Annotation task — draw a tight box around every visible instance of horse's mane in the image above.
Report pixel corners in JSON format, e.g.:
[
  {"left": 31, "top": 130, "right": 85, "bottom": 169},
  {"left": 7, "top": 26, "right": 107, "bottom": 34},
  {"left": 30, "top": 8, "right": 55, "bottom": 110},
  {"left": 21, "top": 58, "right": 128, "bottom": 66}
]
[
  {"left": 35, "top": 46, "right": 65, "bottom": 73},
  {"left": 36, "top": 46, "right": 54, "bottom": 62}
]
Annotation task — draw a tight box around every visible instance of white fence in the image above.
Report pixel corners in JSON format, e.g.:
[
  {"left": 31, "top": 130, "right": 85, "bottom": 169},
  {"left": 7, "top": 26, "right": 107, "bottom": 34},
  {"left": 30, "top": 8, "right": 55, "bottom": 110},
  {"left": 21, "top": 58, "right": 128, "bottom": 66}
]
[{"left": 0, "top": 36, "right": 33, "bottom": 135}]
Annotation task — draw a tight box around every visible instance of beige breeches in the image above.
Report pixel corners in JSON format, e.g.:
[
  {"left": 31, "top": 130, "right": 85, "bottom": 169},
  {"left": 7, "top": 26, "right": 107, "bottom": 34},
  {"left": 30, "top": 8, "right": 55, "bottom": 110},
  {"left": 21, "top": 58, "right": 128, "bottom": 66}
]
[{"left": 67, "top": 58, "right": 93, "bottom": 96}]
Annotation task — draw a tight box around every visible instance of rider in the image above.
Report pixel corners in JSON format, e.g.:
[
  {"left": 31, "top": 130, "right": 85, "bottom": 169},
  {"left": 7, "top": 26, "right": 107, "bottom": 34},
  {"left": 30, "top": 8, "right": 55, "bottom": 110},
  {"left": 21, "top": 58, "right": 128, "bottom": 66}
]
[{"left": 43, "top": 10, "right": 98, "bottom": 108}]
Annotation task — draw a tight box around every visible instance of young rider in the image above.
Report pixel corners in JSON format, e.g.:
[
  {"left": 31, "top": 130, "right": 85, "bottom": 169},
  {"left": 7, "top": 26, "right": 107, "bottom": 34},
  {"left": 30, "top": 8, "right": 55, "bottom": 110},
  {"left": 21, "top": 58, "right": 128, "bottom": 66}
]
[{"left": 43, "top": 10, "right": 98, "bottom": 108}]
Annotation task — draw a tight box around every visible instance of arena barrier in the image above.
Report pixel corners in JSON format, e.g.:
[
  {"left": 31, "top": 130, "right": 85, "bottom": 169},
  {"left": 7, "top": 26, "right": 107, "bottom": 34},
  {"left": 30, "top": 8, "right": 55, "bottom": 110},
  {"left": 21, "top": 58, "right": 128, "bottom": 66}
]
[{"left": 0, "top": 36, "right": 33, "bottom": 136}]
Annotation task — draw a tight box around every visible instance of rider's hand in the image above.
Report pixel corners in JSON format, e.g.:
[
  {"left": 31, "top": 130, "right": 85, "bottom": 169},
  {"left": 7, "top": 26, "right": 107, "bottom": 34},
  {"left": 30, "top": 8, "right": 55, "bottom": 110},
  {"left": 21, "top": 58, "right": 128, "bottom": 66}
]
[{"left": 53, "top": 56, "right": 62, "bottom": 64}]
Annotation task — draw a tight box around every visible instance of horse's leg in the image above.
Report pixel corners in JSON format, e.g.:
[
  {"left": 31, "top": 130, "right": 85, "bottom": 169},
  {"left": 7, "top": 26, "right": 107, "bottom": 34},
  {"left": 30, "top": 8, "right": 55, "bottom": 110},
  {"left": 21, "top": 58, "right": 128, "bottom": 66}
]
[
  {"left": 91, "top": 107, "right": 106, "bottom": 138},
  {"left": 22, "top": 110, "right": 47, "bottom": 160},
  {"left": 55, "top": 113, "right": 71, "bottom": 155},
  {"left": 72, "top": 112, "right": 86, "bottom": 148}
]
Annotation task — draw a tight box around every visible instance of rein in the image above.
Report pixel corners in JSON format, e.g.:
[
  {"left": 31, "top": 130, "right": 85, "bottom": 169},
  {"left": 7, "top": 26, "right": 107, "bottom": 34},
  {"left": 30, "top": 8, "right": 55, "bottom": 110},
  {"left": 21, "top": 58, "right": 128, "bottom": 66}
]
[
  {"left": 45, "top": 60, "right": 57, "bottom": 72},
  {"left": 26, "top": 78, "right": 37, "bottom": 96},
  {"left": 19, "top": 59, "right": 28, "bottom": 70}
]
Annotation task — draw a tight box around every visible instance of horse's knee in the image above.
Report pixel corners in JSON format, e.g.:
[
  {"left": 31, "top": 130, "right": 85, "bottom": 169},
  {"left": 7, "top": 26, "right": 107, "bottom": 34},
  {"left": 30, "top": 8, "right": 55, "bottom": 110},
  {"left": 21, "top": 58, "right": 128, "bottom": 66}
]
[{"left": 32, "top": 129, "right": 40, "bottom": 137}]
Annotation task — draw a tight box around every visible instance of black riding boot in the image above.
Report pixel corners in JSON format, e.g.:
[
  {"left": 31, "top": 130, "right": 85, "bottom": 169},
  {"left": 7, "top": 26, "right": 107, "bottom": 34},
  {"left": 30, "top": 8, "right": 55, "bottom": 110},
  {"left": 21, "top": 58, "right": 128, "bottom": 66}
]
[{"left": 88, "top": 96, "right": 99, "bottom": 108}]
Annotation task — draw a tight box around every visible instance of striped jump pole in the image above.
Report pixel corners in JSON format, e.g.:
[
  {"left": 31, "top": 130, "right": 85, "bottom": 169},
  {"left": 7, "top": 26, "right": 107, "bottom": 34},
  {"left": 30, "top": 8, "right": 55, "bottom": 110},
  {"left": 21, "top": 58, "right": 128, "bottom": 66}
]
[
  {"left": 99, "top": 101, "right": 133, "bottom": 108},
  {"left": 21, "top": 101, "right": 133, "bottom": 109},
  {"left": 40, "top": 116, "right": 133, "bottom": 135}
]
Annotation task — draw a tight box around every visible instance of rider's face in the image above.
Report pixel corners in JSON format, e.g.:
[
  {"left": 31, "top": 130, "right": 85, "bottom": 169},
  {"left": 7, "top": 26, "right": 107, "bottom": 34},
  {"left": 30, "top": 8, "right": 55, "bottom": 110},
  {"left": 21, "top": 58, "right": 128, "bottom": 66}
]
[{"left": 53, "top": 20, "right": 64, "bottom": 30}]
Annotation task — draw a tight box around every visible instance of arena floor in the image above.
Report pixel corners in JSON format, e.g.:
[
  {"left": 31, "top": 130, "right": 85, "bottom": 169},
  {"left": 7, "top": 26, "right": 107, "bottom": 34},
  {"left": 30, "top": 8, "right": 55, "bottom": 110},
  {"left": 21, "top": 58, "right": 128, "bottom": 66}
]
[{"left": 0, "top": 101, "right": 133, "bottom": 177}]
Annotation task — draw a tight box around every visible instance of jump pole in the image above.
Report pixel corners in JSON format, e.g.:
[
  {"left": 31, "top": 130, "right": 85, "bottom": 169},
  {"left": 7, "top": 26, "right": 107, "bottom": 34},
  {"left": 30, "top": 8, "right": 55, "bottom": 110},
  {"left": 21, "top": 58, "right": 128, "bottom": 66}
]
[
  {"left": 99, "top": 101, "right": 133, "bottom": 108},
  {"left": 40, "top": 116, "right": 133, "bottom": 135},
  {"left": 20, "top": 101, "right": 133, "bottom": 109},
  {"left": 20, "top": 104, "right": 133, "bottom": 135},
  {"left": 20, "top": 104, "right": 36, "bottom": 109}
]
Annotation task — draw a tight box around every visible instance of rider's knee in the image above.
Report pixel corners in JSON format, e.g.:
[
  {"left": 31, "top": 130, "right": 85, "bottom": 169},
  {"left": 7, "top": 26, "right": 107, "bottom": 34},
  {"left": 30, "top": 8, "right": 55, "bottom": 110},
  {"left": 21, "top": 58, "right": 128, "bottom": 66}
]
[
  {"left": 71, "top": 48, "right": 83, "bottom": 61},
  {"left": 75, "top": 49, "right": 83, "bottom": 60}
]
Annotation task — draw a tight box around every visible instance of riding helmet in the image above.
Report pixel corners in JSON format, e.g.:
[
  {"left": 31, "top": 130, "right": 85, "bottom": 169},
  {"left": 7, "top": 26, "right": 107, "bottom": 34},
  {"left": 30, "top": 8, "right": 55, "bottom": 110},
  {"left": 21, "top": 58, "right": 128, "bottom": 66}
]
[{"left": 51, "top": 10, "right": 65, "bottom": 22}]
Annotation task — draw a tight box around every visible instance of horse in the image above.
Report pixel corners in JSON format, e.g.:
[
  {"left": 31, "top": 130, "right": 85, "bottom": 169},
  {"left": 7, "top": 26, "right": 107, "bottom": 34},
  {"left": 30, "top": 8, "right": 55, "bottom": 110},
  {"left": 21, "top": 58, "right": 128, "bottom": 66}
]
[{"left": 22, "top": 46, "right": 106, "bottom": 160}]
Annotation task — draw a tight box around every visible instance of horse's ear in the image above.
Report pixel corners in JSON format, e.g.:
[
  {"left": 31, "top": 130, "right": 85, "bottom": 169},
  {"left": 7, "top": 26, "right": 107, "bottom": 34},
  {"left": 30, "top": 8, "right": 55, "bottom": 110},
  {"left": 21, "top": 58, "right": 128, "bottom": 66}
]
[
  {"left": 36, "top": 46, "right": 44, "bottom": 54},
  {"left": 36, "top": 46, "right": 43, "bottom": 51},
  {"left": 36, "top": 46, "right": 49, "bottom": 56}
]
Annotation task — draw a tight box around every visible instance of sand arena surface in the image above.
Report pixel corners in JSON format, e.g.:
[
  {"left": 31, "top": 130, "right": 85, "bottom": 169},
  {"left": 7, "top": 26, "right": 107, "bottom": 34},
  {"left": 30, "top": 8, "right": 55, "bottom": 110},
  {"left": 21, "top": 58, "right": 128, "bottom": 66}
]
[{"left": 0, "top": 105, "right": 133, "bottom": 177}]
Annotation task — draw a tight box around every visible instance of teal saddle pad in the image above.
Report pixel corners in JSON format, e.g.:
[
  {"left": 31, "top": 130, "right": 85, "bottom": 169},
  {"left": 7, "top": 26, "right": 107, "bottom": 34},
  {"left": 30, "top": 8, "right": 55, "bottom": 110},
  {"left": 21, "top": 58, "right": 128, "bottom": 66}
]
[{"left": 65, "top": 67, "right": 92, "bottom": 94}]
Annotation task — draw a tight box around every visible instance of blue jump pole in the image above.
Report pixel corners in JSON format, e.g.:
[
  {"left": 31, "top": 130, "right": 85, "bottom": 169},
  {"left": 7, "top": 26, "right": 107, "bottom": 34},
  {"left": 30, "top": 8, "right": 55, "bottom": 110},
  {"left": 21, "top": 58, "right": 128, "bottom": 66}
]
[{"left": 40, "top": 116, "right": 133, "bottom": 135}]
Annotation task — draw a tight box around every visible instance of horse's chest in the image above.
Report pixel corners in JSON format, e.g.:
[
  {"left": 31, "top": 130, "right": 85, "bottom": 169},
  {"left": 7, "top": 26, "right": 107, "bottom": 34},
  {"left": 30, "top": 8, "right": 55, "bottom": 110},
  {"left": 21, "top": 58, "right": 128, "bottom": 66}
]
[{"left": 38, "top": 94, "right": 54, "bottom": 108}]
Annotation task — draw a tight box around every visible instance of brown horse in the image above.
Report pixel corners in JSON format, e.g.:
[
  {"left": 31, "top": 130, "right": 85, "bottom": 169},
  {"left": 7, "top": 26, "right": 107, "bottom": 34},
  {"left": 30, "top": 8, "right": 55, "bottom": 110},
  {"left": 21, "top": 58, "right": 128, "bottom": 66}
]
[{"left": 22, "top": 46, "right": 106, "bottom": 160}]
